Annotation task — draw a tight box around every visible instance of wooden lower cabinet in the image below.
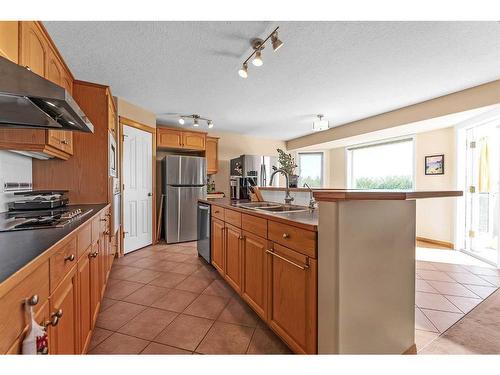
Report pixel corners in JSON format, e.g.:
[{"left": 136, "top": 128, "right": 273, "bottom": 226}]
[
  {"left": 267, "top": 243, "right": 317, "bottom": 354},
  {"left": 211, "top": 218, "right": 225, "bottom": 274},
  {"left": 224, "top": 224, "right": 242, "bottom": 293},
  {"left": 241, "top": 231, "right": 268, "bottom": 320},
  {"left": 89, "top": 242, "right": 101, "bottom": 327},
  {"left": 77, "top": 247, "right": 92, "bottom": 354},
  {"left": 48, "top": 266, "right": 78, "bottom": 354}
]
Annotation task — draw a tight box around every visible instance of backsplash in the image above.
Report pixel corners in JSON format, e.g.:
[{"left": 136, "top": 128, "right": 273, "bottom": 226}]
[
  {"left": 261, "top": 190, "right": 311, "bottom": 206},
  {"left": 0, "top": 151, "right": 32, "bottom": 212}
]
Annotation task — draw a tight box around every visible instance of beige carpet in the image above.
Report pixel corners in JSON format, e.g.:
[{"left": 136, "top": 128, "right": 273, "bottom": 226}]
[{"left": 420, "top": 289, "right": 500, "bottom": 354}]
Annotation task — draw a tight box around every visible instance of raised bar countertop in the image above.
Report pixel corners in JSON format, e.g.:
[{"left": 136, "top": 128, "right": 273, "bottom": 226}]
[
  {"left": 199, "top": 198, "right": 318, "bottom": 231},
  {"left": 259, "top": 187, "right": 463, "bottom": 201},
  {"left": 0, "top": 203, "right": 108, "bottom": 284}
]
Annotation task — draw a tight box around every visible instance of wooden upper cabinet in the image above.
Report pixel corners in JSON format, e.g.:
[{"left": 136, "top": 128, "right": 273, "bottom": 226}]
[
  {"left": 108, "top": 93, "right": 117, "bottom": 135},
  {"left": 211, "top": 218, "right": 225, "bottom": 275},
  {"left": 206, "top": 136, "right": 219, "bottom": 174},
  {"left": 182, "top": 131, "right": 206, "bottom": 150},
  {"left": 0, "top": 21, "right": 19, "bottom": 63},
  {"left": 19, "top": 21, "right": 49, "bottom": 77},
  {"left": 157, "top": 127, "right": 183, "bottom": 149},
  {"left": 157, "top": 127, "right": 207, "bottom": 151},
  {"left": 267, "top": 243, "right": 317, "bottom": 354},
  {"left": 47, "top": 48, "right": 63, "bottom": 85}
]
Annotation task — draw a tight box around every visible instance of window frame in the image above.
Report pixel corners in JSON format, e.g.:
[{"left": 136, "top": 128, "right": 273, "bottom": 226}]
[
  {"left": 297, "top": 151, "right": 325, "bottom": 188},
  {"left": 346, "top": 136, "right": 416, "bottom": 190}
]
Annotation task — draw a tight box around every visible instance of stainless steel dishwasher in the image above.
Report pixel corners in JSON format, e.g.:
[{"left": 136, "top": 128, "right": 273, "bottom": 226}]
[{"left": 197, "top": 202, "right": 211, "bottom": 264}]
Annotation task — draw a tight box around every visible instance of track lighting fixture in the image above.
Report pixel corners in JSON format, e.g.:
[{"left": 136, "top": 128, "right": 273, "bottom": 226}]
[
  {"left": 238, "top": 63, "right": 248, "bottom": 78},
  {"left": 238, "top": 26, "right": 283, "bottom": 78},
  {"left": 177, "top": 114, "right": 214, "bottom": 129},
  {"left": 312, "top": 114, "right": 329, "bottom": 132}
]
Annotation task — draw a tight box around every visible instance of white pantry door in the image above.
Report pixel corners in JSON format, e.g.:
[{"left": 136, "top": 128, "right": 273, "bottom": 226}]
[{"left": 123, "top": 125, "right": 153, "bottom": 253}]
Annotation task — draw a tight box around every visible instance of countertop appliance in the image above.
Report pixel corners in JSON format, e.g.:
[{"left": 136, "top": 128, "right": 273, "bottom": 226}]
[
  {"left": 230, "top": 154, "right": 278, "bottom": 200},
  {"left": 0, "top": 206, "right": 93, "bottom": 232},
  {"left": 8, "top": 190, "right": 69, "bottom": 211},
  {"left": 162, "top": 155, "right": 206, "bottom": 243},
  {"left": 197, "top": 202, "right": 211, "bottom": 264},
  {"left": 0, "top": 56, "right": 94, "bottom": 133}
]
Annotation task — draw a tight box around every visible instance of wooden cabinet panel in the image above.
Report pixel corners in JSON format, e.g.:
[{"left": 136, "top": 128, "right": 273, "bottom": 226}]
[
  {"left": 212, "top": 205, "right": 224, "bottom": 221},
  {"left": 242, "top": 214, "right": 268, "bottom": 238},
  {"left": 157, "top": 128, "right": 183, "bottom": 148},
  {"left": 19, "top": 21, "right": 48, "bottom": 77},
  {"left": 77, "top": 247, "right": 92, "bottom": 354},
  {"left": 49, "top": 266, "right": 78, "bottom": 354},
  {"left": 268, "top": 221, "right": 317, "bottom": 258},
  {"left": 0, "top": 262, "right": 49, "bottom": 354},
  {"left": 224, "top": 209, "right": 241, "bottom": 228},
  {"left": 206, "top": 136, "right": 218, "bottom": 174},
  {"left": 182, "top": 131, "right": 206, "bottom": 150},
  {"left": 241, "top": 231, "right": 268, "bottom": 320},
  {"left": 77, "top": 222, "right": 92, "bottom": 259},
  {"left": 0, "top": 21, "right": 19, "bottom": 63},
  {"left": 108, "top": 94, "right": 117, "bottom": 135},
  {"left": 211, "top": 218, "right": 225, "bottom": 275},
  {"left": 267, "top": 243, "right": 317, "bottom": 354},
  {"left": 49, "top": 237, "right": 77, "bottom": 293},
  {"left": 89, "top": 242, "right": 100, "bottom": 327},
  {"left": 47, "top": 48, "right": 63, "bottom": 85},
  {"left": 224, "top": 224, "right": 242, "bottom": 293}
]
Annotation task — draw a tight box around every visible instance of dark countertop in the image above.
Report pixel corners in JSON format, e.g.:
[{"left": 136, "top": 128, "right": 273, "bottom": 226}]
[
  {"left": 199, "top": 198, "right": 318, "bottom": 231},
  {"left": 0, "top": 204, "right": 107, "bottom": 284}
]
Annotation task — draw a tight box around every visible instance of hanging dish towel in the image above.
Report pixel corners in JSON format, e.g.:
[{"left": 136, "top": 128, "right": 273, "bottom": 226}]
[{"left": 22, "top": 302, "right": 49, "bottom": 354}]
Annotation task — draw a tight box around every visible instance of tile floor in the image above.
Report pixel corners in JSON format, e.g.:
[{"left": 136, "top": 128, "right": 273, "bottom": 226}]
[
  {"left": 414, "top": 246, "right": 500, "bottom": 353},
  {"left": 88, "top": 241, "right": 291, "bottom": 354},
  {"left": 88, "top": 240, "right": 499, "bottom": 354}
]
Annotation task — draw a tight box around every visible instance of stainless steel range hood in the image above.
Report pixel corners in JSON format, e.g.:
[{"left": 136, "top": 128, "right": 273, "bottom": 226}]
[{"left": 0, "top": 56, "right": 94, "bottom": 133}]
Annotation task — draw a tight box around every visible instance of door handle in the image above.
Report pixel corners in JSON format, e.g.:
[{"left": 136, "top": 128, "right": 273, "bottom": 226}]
[{"left": 147, "top": 193, "right": 152, "bottom": 197}]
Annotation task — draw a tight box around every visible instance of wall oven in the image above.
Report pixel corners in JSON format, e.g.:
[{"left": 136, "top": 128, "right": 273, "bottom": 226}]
[{"left": 109, "top": 133, "right": 118, "bottom": 178}]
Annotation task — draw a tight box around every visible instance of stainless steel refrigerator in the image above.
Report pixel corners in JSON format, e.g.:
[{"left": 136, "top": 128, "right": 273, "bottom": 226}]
[{"left": 162, "top": 155, "right": 206, "bottom": 243}]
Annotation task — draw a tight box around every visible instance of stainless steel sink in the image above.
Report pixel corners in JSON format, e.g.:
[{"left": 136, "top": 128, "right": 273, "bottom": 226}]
[
  {"left": 236, "top": 202, "right": 282, "bottom": 209},
  {"left": 256, "top": 205, "right": 310, "bottom": 213}
]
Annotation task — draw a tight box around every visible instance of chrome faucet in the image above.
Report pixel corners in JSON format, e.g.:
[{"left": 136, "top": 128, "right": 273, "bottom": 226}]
[
  {"left": 270, "top": 169, "right": 294, "bottom": 205},
  {"left": 303, "top": 183, "right": 316, "bottom": 209}
]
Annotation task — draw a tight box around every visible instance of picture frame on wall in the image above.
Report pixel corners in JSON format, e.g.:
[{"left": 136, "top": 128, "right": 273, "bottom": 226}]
[{"left": 425, "top": 154, "right": 444, "bottom": 175}]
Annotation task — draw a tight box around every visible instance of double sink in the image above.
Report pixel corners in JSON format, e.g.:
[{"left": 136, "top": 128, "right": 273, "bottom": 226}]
[{"left": 235, "top": 201, "right": 310, "bottom": 214}]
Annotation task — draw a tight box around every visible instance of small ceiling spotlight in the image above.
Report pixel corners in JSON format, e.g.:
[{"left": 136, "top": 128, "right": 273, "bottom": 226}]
[
  {"left": 271, "top": 31, "right": 284, "bottom": 51},
  {"left": 312, "top": 114, "right": 330, "bottom": 132},
  {"left": 176, "top": 114, "right": 213, "bottom": 129},
  {"left": 238, "top": 63, "right": 248, "bottom": 78},
  {"left": 238, "top": 26, "right": 283, "bottom": 78}
]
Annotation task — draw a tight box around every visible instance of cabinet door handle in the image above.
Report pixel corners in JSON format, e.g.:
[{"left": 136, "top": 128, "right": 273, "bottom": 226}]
[
  {"left": 25, "top": 294, "right": 39, "bottom": 306},
  {"left": 266, "top": 250, "right": 308, "bottom": 270},
  {"left": 89, "top": 251, "right": 99, "bottom": 258},
  {"left": 64, "top": 254, "right": 75, "bottom": 262},
  {"left": 282, "top": 233, "right": 290, "bottom": 239},
  {"left": 46, "top": 309, "right": 64, "bottom": 327},
  {"left": 238, "top": 235, "right": 245, "bottom": 240},
  {"left": 61, "top": 139, "right": 69, "bottom": 145},
  {"left": 100, "top": 218, "right": 107, "bottom": 222}
]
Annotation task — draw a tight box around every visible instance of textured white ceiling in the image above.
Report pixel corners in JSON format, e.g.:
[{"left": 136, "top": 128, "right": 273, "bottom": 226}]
[{"left": 44, "top": 21, "right": 500, "bottom": 140}]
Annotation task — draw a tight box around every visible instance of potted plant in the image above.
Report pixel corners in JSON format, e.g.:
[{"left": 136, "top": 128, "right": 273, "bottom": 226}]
[{"left": 273, "top": 149, "right": 299, "bottom": 188}]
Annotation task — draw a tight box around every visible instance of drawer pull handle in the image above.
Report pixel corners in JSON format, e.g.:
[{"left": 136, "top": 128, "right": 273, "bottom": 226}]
[
  {"left": 64, "top": 254, "right": 75, "bottom": 262},
  {"left": 239, "top": 235, "right": 245, "bottom": 240},
  {"left": 25, "top": 295, "right": 39, "bottom": 306},
  {"left": 89, "top": 251, "right": 99, "bottom": 258},
  {"left": 100, "top": 218, "right": 107, "bottom": 222},
  {"left": 53, "top": 309, "right": 63, "bottom": 318},
  {"left": 214, "top": 210, "right": 220, "bottom": 214},
  {"left": 282, "top": 233, "right": 290, "bottom": 239},
  {"left": 266, "top": 250, "right": 308, "bottom": 270}
]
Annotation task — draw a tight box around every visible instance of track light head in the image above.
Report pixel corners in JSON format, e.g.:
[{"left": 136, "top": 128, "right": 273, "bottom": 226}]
[
  {"left": 178, "top": 118, "right": 185, "bottom": 125},
  {"left": 252, "top": 50, "right": 263, "bottom": 67},
  {"left": 238, "top": 63, "right": 248, "bottom": 78},
  {"left": 271, "top": 32, "right": 283, "bottom": 51},
  {"left": 208, "top": 120, "right": 214, "bottom": 129}
]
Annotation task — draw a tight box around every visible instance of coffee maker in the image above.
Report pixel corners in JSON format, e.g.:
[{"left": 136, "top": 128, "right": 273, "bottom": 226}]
[{"left": 229, "top": 156, "right": 260, "bottom": 200}]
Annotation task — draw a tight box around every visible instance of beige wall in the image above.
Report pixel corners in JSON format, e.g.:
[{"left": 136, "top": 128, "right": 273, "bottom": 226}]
[
  {"left": 209, "top": 131, "right": 286, "bottom": 197},
  {"left": 324, "top": 126, "right": 457, "bottom": 244},
  {"left": 115, "top": 97, "right": 156, "bottom": 127},
  {"left": 415, "top": 127, "right": 456, "bottom": 244}
]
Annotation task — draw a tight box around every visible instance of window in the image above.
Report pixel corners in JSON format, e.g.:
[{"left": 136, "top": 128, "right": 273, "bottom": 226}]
[
  {"left": 347, "top": 138, "right": 414, "bottom": 190},
  {"left": 298, "top": 152, "right": 324, "bottom": 187}
]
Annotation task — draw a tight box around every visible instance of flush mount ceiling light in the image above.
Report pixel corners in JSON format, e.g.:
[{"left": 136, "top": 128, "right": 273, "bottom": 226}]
[
  {"left": 177, "top": 114, "right": 214, "bottom": 129},
  {"left": 312, "top": 114, "right": 329, "bottom": 132},
  {"left": 238, "top": 26, "right": 283, "bottom": 78}
]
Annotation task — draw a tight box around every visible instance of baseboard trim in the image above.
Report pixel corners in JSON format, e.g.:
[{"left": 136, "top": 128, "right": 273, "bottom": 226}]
[
  {"left": 416, "top": 237, "right": 454, "bottom": 249},
  {"left": 403, "top": 344, "right": 417, "bottom": 354}
]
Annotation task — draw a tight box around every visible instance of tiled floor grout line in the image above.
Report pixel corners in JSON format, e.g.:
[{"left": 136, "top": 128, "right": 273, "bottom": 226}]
[{"left": 415, "top": 306, "right": 440, "bottom": 333}]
